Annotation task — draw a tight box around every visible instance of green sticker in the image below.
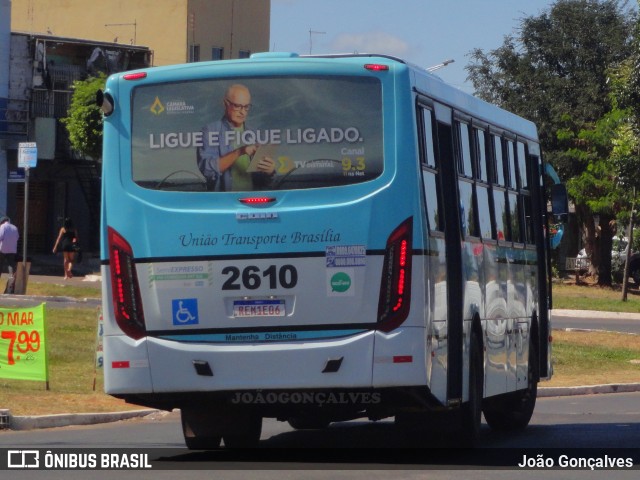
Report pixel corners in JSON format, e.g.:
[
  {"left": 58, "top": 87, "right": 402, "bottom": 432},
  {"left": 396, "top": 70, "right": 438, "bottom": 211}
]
[{"left": 330, "top": 272, "right": 352, "bottom": 293}]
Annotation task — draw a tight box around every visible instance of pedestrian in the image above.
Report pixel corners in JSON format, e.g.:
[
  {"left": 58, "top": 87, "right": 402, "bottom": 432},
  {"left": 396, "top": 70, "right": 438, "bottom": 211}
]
[
  {"left": 0, "top": 216, "right": 19, "bottom": 290},
  {"left": 52, "top": 217, "right": 79, "bottom": 279}
]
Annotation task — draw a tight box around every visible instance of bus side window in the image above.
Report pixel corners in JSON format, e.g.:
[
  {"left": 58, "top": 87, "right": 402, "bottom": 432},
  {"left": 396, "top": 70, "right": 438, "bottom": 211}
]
[
  {"left": 517, "top": 141, "right": 528, "bottom": 189},
  {"left": 492, "top": 135, "right": 506, "bottom": 187},
  {"left": 422, "top": 109, "right": 437, "bottom": 168},
  {"left": 522, "top": 192, "right": 534, "bottom": 244},
  {"left": 455, "top": 121, "right": 473, "bottom": 178},
  {"left": 476, "top": 185, "right": 493, "bottom": 240},
  {"left": 506, "top": 139, "right": 518, "bottom": 189},
  {"left": 493, "top": 187, "right": 508, "bottom": 241},
  {"left": 458, "top": 179, "right": 475, "bottom": 238},
  {"left": 474, "top": 127, "right": 489, "bottom": 183},
  {"left": 423, "top": 172, "right": 442, "bottom": 232},
  {"left": 507, "top": 191, "right": 522, "bottom": 243},
  {"left": 420, "top": 107, "right": 443, "bottom": 232}
]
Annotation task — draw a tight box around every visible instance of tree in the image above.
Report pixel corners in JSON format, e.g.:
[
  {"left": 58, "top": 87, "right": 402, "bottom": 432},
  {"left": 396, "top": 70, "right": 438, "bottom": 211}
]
[
  {"left": 62, "top": 73, "right": 106, "bottom": 161},
  {"left": 466, "top": 0, "right": 636, "bottom": 285}
]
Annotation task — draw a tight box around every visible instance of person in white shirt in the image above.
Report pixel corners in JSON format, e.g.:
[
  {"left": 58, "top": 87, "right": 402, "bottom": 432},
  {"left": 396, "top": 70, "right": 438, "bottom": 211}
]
[{"left": 0, "top": 216, "right": 19, "bottom": 281}]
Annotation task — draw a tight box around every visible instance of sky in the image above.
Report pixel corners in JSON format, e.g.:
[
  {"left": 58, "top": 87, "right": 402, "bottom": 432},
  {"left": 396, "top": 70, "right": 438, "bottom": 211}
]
[{"left": 270, "top": 0, "right": 568, "bottom": 93}]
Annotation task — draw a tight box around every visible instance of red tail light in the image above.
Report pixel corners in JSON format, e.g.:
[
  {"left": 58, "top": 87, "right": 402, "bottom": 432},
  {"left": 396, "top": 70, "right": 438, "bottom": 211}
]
[
  {"left": 365, "top": 64, "right": 389, "bottom": 72},
  {"left": 239, "top": 197, "right": 276, "bottom": 205},
  {"left": 377, "top": 217, "right": 413, "bottom": 332},
  {"left": 108, "top": 227, "right": 146, "bottom": 339},
  {"left": 123, "top": 72, "right": 147, "bottom": 81}
]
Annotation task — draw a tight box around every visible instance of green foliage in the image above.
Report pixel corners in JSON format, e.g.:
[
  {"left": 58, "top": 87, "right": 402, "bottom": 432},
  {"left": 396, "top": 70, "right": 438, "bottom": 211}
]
[
  {"left": 466, "top": 0, "right": 635, "bottom": 178},
  {"left": 61, "top": 73, "right": 106, "bottom": 160},
  {"left": 466, "top": 0, "right": 638, "bottom": 285}
]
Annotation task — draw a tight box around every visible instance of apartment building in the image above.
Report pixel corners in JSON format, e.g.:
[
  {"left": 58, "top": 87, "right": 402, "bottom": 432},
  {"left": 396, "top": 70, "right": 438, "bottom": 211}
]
[
  {"left": 11, "top": 0, "right": 271, "bottom": 65},
  {"left": 3, "top": 0, "right": 270, "bottom": 257}
]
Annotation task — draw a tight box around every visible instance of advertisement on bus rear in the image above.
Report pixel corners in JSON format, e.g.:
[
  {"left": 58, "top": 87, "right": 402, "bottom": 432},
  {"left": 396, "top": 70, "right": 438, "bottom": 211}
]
[{"left": 131, "top": 76, "right": 383, "bottom": 192}]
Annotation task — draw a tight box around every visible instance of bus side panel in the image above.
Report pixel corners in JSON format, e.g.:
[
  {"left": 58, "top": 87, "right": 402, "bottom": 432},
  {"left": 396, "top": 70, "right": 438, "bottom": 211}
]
[
  {"left": 371, "top": 327, "right": 428, "bottom": 388},
  {"left": 483, "top": 243, "right": 509, "bottom": 398}
]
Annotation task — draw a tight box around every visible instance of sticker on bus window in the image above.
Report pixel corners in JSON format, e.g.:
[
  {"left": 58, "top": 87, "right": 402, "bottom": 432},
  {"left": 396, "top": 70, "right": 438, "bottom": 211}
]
[
  {"left": 326, "top": 245, "right": 366, "bottom": 268},
  {"left": 172, "top": 298, "right": 199, "bottom": 325}
]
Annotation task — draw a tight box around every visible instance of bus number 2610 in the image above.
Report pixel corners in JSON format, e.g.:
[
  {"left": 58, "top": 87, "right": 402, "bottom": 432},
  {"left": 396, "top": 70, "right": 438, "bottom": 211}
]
[{"left": 221, "top": 265, "right": 298, "bottom": 290}]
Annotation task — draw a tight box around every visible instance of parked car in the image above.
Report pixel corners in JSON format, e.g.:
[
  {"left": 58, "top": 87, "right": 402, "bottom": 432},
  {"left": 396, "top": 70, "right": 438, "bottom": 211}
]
[{"left": 574, "top": 237, "right": 640, "bottom": 284}]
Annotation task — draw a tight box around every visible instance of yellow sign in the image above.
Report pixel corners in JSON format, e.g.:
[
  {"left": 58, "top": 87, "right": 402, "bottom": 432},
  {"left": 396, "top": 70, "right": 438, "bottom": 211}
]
[{"left": 0, "top": 304, "right": 48, "bottom": 382}]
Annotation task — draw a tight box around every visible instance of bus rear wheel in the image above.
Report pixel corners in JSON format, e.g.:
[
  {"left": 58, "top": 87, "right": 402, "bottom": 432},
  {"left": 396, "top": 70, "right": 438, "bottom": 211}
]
[
  {"left": 222, "top": 415, "right": 262, "bottom": 448},
  {"left": 287, "top": 416, "right": 331, "bottom": 430},
  {"left": 460, "top": 331, "right": 483, "bottom": 445},
  {"left": 483, "top": 340, "right": 538, "bottom": 431},
  {"left": 180, "top": 409, "right": 222, "bottom": 450}
]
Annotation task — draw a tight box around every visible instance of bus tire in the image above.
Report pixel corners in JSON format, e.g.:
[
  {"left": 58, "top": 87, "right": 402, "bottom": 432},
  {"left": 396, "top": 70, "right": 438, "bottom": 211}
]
[
  {"left": 460, "top": 330, "right": 483, "bottom": 445},
  {"left": 288, "top": 416, "right": 331, "bottom": 430},
  {"left": 222, "top": 415, "right": 263, "bottom": 448},
  {"left": 483, "top": 338, "right": 538, "bottom": 431},
  {"left": 180, "top": 409, "right": 222, "bottom": 450}
]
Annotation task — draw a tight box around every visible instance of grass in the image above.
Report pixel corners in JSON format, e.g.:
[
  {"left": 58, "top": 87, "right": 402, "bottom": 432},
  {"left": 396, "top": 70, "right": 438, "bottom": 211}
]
[
  {"left": 552, "top": 282, "right": 640, "bottom": 313},
  {"left": 0, "top": 280, "right": 638, "bottom": 416},
  {"left": 546, "top": 330, "right": 640, "bottom": 387},
  {"left": 0, "top": 306, "right": 137, "bottom": 416}
]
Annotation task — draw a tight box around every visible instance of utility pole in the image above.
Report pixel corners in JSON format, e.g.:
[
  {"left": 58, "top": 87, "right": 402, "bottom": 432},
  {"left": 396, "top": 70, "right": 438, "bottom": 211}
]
[{"left": 622, "top": 187, "right": 635, "bottom": 301}]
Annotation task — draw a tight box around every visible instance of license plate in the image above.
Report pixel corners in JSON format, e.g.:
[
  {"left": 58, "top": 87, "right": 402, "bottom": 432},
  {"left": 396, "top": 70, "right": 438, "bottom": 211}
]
[{"left": 233, "top": 299, "right": 285, "bottom": 317}]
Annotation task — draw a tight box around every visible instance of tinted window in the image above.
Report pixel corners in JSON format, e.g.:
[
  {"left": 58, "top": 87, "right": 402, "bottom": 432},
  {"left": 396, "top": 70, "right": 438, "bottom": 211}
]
[
  {"left": 457, "top": 122, "right": 473, "bottom": 177},
  {"left": 506, "top": 140, "right": 517, "bottom": 189},
  {"left": 517, "top": 141, "right": 528, "bottom": 189},
  {"left": 493, "top": 136, "right": 505, "bottom": 186},
  {"left": 422, "top": 109, "right": 436, "bottom": 168},
  {"left": 476, "top": 185, "right": 492, "bottom": 239},
  {"left": 458, "top": 180, "right": 475, "bottom": 237},
  {"left": 493, "top": 190, "right": 507, "bottom": 241},
  {"left": 131, "top": 76, "right": 383, "bottom": 192},
  {"left": 507, "top": 192, "right": 521, "bottom": 242},
  {"left": 423, "top": 171, "right": 442, "bottom": 232},
  {"left": 475, "top": 128, "right": 488, "bottom": 183}
]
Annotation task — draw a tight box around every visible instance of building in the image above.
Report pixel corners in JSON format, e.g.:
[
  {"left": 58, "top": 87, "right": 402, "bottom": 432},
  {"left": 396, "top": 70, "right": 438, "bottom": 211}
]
[
  {"left": 3, "top": 31, "right": 151, "bottom": 255},
  {"left": 10, "top": 0, "right": 271, "bottom": 66},
  {"left": 4, "top": 0, "right": 271, "bottom": 256}
]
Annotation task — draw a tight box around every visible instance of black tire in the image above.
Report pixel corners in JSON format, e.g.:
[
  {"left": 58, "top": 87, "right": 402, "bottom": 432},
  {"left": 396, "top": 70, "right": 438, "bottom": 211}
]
[
  {"left": 222, "top": 415, "right": 263, "bottom": 448},
  {"left": 288, "top": 416, "right": 331, "bottom": 430},
  {"left": 460, "top": 331, "right": 483, "bottom": 445},
  {"left": 483, "top": 339, "right": 538, "bottom": 431},
  {"left": 180, "top": 410, "right": 222, "bottom": 450}
]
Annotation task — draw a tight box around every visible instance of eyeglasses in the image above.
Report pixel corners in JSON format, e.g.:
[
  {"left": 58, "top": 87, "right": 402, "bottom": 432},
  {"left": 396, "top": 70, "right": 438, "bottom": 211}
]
[{"left": 225, "top": 99, "right": 252, "bottom": 112}]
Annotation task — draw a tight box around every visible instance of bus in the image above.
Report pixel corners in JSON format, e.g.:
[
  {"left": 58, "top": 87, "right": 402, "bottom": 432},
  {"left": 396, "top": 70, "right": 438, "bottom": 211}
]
[{"left": 98, "top": 52, "right": 567, "bottom": 448}]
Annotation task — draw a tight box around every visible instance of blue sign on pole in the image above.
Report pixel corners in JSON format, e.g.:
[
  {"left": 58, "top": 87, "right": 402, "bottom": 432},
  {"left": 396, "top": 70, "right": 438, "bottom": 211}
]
[{"left": 18, "top": 142, "right": 38, "bottom": 168}]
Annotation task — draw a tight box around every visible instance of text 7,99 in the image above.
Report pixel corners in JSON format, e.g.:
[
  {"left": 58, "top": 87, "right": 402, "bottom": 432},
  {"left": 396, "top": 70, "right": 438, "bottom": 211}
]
[{"left": 1, "top": 330, "right": 41, "bottom": 365}]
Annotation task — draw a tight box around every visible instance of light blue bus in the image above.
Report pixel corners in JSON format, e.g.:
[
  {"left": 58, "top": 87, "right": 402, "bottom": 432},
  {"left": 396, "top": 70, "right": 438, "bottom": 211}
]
[{"left": 99, "top": 52, "right": 567, "bottom": 448}]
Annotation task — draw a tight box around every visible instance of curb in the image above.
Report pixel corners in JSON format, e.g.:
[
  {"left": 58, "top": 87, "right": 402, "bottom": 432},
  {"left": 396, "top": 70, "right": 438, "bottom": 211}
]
[
  {"left": 6, "top": 409, "right": 158, "bottom": 431},
  {"left": 538, "top": 382, "right": 640, "bottom": 397}
]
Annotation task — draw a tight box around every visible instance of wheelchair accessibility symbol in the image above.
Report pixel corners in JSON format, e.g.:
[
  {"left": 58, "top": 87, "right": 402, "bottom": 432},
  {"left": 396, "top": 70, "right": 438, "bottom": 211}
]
[{"left": 172, "top": 298, "right": 199, "bottom": 325}]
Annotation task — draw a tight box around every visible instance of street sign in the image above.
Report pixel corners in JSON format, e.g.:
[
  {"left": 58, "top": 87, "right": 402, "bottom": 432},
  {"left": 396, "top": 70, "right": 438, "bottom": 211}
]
[
  {"left": 18, "top": 142, "right": 38, "bottom": 168},
  {"left": 8, "top": 169, "right": 25, "bottom": 183}
]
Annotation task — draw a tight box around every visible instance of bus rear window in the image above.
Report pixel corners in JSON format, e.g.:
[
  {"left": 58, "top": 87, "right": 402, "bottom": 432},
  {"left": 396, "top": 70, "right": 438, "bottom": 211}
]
[{"left": 131, "top": 76, "right": 383, "bottom": 192}]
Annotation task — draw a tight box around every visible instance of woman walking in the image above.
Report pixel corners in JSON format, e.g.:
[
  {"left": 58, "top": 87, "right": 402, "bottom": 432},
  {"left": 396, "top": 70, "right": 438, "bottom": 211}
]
[{"left": 53, "top": 218, "right": 79, "bottom": 279}]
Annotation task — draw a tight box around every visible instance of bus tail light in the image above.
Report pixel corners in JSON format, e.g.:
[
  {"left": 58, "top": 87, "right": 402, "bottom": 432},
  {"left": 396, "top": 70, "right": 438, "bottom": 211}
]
[
  {"left": 377, "top": 217, "right": 413, "bottom": 332},
  {"left": 107, "top": 227, "right": 146, "bottom": 339}
]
